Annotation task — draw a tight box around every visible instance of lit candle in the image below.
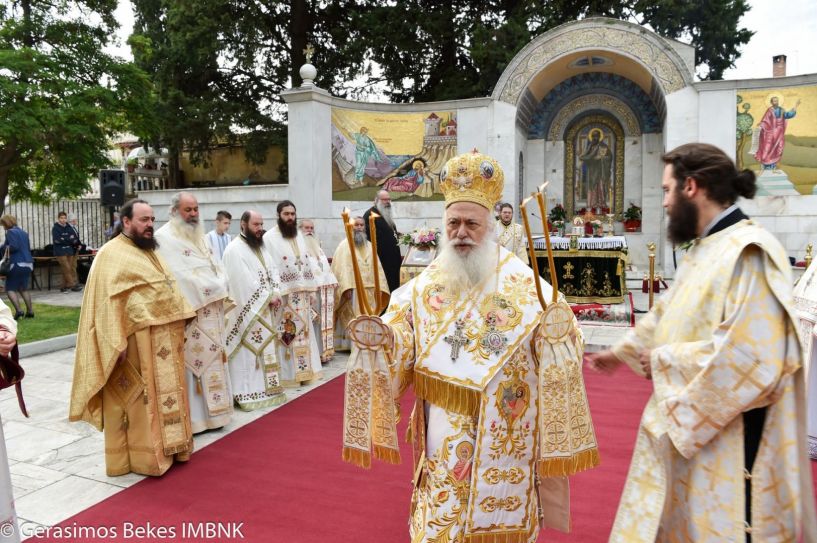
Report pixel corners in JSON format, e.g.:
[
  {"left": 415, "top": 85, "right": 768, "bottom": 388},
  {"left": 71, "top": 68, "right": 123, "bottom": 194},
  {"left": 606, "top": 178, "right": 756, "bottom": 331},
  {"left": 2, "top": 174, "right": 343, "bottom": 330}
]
[
  {"left": 369, "top": 212, "right": 382, "bottom": 313},
  {"left": 341, "top": 208, "right": 371, "bottom": 316},
  {"left": 521, "top": 195, "right": 547, "bottom": 311}
]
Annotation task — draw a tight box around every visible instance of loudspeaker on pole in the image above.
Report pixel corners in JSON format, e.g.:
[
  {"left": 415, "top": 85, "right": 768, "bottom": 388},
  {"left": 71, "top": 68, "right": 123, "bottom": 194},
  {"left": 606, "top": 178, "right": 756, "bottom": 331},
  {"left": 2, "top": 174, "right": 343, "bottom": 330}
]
[{"left": 99, "top": 169, "right": 126, "bottom": 207}]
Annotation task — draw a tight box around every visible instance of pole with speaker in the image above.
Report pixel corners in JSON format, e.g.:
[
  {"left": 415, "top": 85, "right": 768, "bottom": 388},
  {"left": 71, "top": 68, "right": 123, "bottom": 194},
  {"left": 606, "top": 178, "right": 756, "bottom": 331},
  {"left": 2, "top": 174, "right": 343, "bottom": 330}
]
[{"left": 99, "top": 169, "right": 125, "bottom": 234}]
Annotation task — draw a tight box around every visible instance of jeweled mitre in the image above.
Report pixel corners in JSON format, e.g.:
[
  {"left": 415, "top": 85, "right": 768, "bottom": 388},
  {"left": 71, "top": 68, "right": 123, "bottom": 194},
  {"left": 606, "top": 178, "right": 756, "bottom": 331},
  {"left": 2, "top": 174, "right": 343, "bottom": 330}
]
[{"left": 440, "top": 149, "right": 504, "bottom": 210}]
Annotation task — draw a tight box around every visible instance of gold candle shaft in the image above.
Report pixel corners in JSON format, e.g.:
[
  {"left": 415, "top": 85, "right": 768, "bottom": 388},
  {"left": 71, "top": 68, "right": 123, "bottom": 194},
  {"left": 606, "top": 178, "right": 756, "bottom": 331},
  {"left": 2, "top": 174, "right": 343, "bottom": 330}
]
[
  {"left": 521, "top": 198, "right": 547, "bottom": 311},
  {"left": 535, "top": 192, "right": 558, "bottom": 304},
  {"left": 341, "top": 210, "right": 372, "bottom": 316}
]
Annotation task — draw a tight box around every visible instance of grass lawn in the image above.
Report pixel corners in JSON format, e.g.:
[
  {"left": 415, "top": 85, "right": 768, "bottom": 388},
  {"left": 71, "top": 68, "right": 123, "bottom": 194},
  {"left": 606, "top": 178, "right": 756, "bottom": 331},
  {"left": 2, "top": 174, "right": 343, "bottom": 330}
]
[{"left": 13, "top": 303, "right": 81, "bottom": 344}]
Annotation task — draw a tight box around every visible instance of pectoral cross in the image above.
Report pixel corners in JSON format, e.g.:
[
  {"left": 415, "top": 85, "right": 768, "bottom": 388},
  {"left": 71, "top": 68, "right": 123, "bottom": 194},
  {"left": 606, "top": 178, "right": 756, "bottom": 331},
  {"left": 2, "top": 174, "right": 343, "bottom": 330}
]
[{"left": 444, "top": 320, "right": 470, "bottom": 362}]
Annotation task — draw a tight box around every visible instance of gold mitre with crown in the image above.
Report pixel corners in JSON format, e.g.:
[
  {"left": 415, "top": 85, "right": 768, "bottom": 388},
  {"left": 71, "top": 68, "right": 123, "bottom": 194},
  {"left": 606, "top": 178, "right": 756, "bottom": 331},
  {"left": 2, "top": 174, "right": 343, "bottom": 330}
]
[{"left": 440, "top": 149, "right": 504, "bottom": 209}]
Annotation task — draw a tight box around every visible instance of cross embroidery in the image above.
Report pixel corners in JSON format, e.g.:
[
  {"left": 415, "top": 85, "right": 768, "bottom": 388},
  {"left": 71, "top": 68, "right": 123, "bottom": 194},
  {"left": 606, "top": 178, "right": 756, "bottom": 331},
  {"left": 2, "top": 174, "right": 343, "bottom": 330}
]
[
  {"left": 563, "top": 261, "right": 575, "bottom": 279},
  {"left": 444, "top": 320, "right": 470, "bottom": 361},
  {"left": 729, "top": 362, "right": 765, "bottom": 391}
]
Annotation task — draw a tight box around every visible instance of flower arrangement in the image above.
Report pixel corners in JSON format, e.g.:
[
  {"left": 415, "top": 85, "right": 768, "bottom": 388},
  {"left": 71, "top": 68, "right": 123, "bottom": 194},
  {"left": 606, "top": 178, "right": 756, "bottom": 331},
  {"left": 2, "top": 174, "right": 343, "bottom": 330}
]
[
  {"left": 400, "top": 226, "right": 440, "bottom": 249},
  {"left": 548, "top": 203, "right": 567, "bottom": 223}
]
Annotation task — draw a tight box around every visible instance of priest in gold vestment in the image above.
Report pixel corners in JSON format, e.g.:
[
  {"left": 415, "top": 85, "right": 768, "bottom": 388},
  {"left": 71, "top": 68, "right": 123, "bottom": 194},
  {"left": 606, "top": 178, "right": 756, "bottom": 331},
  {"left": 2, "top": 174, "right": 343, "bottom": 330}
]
[
  {"left": 589, "top": 143, "right": 817, "bottom": 542},
  {"left": 495, "top": 202, "right": 528, "bottom": 263},
  {"left": 330, "top": 216, "right": 389, "bottom": 351},
  {"left": 155, "top": 192, "right": 233, "bottom": 433},
  {"left": 70, "top": 199, "right": 195, "bottom": 477},
  {"left": 342, "top": 151, "right": 599, "bottom": 543}
]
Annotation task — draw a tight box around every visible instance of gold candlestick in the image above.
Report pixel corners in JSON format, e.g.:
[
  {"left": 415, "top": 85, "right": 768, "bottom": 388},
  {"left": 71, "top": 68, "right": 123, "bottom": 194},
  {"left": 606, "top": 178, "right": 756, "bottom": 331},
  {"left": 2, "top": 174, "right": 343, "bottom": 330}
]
[
  {"left": 369, "top": 212, "right": 383, "bottom": 313},
  {"left": 534, "top": 184, "right": 558, "bottom": 304},
  {"left": 521, "top": 196, "right": 547, "bottom": 311},
  {"left": 806, "top": 243, "right": 814, "bottom": 269},
  {"left": 647, "top": 242, "right": 656, "bottom": 310},
  {"left": 341, "top": 208, "right": 372, "bottom": 316}
]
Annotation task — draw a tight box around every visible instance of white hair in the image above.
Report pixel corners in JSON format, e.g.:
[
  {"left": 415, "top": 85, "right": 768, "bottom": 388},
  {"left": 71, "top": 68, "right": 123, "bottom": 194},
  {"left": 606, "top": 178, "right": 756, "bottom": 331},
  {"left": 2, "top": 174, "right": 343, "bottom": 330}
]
[{"left": 169, "top": 191, "right": 195, "bottom": 217}]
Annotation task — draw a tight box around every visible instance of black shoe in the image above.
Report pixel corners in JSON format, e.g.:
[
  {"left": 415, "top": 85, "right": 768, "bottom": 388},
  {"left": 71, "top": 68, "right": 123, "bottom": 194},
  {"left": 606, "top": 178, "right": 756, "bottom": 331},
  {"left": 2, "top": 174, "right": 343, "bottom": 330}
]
[
  {"left": 13, "top": 311, "right": 23, "bottom": 320},
  {"left": 70, "top": 285, "right": 83, "bottom": 292},
  {"left": 25, "top": 313, "right": 34, "bottom": 319},
  {"left": 60, "top": 287, "right": 69, "bottom": 293}
]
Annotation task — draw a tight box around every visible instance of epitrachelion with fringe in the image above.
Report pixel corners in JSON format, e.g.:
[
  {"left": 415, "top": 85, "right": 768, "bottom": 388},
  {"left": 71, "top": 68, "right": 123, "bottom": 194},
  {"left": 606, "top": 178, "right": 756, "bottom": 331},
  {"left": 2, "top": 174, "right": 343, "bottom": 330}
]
[{"left": 341, "top": 245, "right": 600, "bottom": 542}]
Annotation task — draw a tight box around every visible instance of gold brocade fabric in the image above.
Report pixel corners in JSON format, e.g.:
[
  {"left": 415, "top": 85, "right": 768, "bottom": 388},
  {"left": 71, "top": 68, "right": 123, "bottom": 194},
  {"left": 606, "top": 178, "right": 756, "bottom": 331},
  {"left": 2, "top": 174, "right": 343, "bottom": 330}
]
[
  {"left": 69, "top": 235, "right": 195, "bottom": 433},
  {"left": 610, "top": 220, "right": 817, "bottom": 542},
  {"left": 344, "top": 245, "right": 599, "bottom": 542},
  {"left": 331, "top": 239, "right": 390, "bottom": 348},
  {"left": 102, "top": 322, "right": 192, "bottom": 476},
  {"left": 496, "top": 221, "right": 529, "bottom": 264}
]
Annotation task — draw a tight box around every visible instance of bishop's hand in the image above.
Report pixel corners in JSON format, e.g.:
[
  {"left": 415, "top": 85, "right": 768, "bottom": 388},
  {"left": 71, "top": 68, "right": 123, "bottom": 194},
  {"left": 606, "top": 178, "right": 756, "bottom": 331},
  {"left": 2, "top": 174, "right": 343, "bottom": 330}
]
[{"left": 586, "top": 349, "right": 623, "bottom": 375}]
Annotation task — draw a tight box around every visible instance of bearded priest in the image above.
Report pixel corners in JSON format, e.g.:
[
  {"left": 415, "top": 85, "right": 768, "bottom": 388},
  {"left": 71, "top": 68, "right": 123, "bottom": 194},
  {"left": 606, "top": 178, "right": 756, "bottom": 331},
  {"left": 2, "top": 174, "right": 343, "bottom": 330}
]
[
  {"left": 589, "top": 143, "right": 817, "bottom": 541},
  {"left": 341, "top": 150, "right": 599, "bottom": 542},
  {"left": 155, "top": 192, "right": 233, "bottom": 433},
  {"left": 263, "top": 201, "right": 323, "bottom": 387},
  {"left": 222, "top": 211, "right": 287, "bottom": 411},
  {"left": 70, "top": 199, "right": 195, "bottom": 476},
  {"left": 299, "top": 218, "right": 338, "bottom": 363},
  {"left": 330, "top": 216, "right": 389, "bottom": 351}
]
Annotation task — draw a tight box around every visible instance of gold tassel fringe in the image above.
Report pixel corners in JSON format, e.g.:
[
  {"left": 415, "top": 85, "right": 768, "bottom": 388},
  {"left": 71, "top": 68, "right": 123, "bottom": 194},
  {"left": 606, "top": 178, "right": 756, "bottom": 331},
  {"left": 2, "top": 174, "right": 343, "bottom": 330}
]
[
  {"left": 342, "top": 446, "right": 371, "bottom": 469},
  {"left": 196, "top": 378, "right": 203, "bottom": 395},
  {"left": 463, "top": 528, "right": 533, "bottom": 543},
  {"left": 373, "top": 444, "right": 401, "bottom": 465},
  {"left": 413, "top": 372, "right": 481, "bottom": 417},
  {"left": 537, "top": 448, "right": 600, "bottom": 478}
]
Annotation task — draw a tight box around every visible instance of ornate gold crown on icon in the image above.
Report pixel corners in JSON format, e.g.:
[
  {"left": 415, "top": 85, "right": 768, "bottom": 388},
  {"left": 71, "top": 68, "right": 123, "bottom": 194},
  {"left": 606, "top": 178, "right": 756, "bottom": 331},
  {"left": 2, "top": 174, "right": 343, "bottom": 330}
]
[{"left": 440, "top": 149, "right": 504, "bottom": 210}]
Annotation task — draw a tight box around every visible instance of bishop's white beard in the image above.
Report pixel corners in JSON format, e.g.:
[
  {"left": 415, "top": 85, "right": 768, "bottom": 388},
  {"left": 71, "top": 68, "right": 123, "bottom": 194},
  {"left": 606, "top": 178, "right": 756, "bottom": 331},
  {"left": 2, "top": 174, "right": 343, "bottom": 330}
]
[
  {"left": 435, "top": 234, "right": 497, "bottom": 295},
  {"left": 376, "top": 203, "right": 395, "bottom": 229},
  {"left": 170, "top": 214, "right": 205, "bottom": 244}
]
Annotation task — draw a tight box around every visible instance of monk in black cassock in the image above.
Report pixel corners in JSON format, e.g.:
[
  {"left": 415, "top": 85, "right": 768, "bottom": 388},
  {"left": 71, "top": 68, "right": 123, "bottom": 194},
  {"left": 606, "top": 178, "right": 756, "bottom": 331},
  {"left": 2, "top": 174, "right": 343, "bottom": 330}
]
[{"left": 363, "top": 190, "right": 401, "bottom": 293}]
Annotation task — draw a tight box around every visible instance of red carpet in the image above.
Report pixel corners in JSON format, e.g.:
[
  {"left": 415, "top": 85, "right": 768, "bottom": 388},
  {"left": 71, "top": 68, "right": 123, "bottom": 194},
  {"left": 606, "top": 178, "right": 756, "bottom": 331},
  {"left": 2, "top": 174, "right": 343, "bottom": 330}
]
[{"left": 30, "top": 366, "right": 817, "bottom": 542}]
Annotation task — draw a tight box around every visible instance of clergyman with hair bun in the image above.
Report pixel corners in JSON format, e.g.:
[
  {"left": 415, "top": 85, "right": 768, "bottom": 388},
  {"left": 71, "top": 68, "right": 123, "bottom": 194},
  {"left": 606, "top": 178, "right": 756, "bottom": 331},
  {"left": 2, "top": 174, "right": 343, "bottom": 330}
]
[{"left": 588, "top": 142, "right": 817, "bottom": 539}]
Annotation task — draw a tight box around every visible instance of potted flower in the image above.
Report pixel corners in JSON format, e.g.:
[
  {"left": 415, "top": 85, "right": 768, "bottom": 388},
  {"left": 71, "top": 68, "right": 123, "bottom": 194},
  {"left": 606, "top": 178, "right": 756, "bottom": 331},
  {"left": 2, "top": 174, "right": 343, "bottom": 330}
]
[
  {"left": 591, "top": 219, "right": 603, "bottom": 237},
  {"left": 623, "top": 202, "right": 642, "bottom": 232},
  {"left": 126, "top": 157, "right": 138, "bottom": 173},
  {"left": 548, "top": 204, "right": 567, "bottom": 234},
  {"left": 552, "top": 219, "right": 565, "bottom": 237}
]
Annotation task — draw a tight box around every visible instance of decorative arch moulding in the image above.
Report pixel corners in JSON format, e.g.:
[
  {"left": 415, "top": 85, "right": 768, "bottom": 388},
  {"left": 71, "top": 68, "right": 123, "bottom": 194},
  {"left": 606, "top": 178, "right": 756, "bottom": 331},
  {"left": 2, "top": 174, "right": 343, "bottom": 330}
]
[{"left": 494, "top": 20, "right": 691, "bottom": 107}]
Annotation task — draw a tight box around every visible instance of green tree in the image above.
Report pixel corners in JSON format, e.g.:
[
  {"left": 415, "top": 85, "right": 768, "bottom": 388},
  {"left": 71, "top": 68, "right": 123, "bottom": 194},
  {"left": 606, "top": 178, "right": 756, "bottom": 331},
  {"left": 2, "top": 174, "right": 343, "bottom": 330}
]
[
  {"left": 355, "top": 0, "right": 753, "bottom": 102},
  {"left": 0, "top": 0, "right": 156, "bottom": 214}
]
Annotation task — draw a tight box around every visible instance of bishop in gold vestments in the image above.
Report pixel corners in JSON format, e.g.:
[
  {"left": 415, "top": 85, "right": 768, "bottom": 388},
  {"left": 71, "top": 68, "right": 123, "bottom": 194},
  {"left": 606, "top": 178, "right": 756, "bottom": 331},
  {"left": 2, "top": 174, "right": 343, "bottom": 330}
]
[
  {"left": 70, "top": 208, "right": 195, "bottom": 477},
  {"left": 342, "top": 151, "right": 599, "bottom": 543}
]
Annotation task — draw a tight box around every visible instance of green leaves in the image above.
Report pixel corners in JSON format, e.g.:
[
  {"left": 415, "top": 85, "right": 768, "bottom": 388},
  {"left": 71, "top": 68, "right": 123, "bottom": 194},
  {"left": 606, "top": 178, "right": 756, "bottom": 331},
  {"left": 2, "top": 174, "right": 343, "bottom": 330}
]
[{"left": 0, "top": 0, "right": 155, "bottom": 210}]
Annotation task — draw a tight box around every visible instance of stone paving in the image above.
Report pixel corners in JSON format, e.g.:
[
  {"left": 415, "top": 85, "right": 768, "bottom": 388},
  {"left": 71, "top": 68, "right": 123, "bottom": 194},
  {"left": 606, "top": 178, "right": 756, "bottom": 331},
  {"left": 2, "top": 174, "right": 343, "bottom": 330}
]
[{"left": 2, "top": 279, "right": 660, "bottom": 537}]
